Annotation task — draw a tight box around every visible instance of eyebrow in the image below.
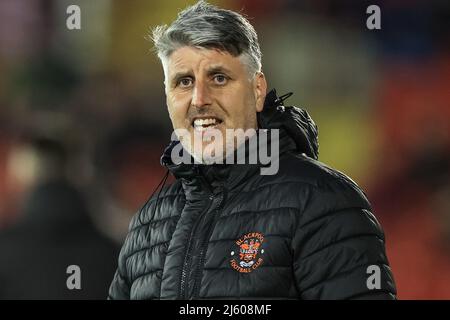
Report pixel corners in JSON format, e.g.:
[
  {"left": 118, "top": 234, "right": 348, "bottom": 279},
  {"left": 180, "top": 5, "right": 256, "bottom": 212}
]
[
  {"left": 169, "top": 65, "right": 234, "bottom": 86},
  {"left": 206, "top": 65, "right": 233, "bottom": 77}
]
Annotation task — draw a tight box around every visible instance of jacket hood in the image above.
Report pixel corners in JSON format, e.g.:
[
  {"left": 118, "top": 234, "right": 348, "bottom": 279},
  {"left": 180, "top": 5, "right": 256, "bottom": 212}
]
[{"left": 258, "top": 89, "right": 319, "bottom": 160}]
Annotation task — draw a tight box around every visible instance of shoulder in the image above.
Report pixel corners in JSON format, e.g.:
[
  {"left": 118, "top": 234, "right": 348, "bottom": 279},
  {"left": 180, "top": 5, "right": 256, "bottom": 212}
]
[
  {"left": 262, "top": 152, "right": 373, "bottom": 217},
  {"left": 283, "top": 152, "right": 368, "bottom": 194},
  {"left": 127, "top": 179, "right": 185, "bottom": 232},
  {"left": 114, "top": 179, "right": 185, "bottom": 282},
  {"left": 279, "top": 153, "right": 383, "bottom": 241},
  {"left": 278, "top": 152, "right": 362, "bottom": 187}
]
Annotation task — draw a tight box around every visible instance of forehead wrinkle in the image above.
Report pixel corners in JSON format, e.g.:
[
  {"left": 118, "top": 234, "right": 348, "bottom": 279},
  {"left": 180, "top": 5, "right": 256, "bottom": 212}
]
[{"left": 206, "top": 64, "right": 234, "bottom": 77}]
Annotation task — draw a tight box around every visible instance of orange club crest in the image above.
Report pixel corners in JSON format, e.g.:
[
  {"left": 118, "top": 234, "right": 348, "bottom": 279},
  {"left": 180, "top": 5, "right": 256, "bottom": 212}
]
[{"left": 230, "top": 232, "right": 265, "bottom": 273}]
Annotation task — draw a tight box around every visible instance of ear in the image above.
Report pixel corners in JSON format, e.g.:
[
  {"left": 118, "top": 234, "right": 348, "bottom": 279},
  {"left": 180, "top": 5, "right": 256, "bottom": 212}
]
[{"left": 254, "top": 72, "right": 267, "bottom": 112}]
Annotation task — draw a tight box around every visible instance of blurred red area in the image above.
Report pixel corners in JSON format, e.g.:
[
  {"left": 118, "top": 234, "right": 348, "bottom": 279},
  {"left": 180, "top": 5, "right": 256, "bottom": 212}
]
[{"left": 370, "top": 57, "right": 450, "bottom": 299}]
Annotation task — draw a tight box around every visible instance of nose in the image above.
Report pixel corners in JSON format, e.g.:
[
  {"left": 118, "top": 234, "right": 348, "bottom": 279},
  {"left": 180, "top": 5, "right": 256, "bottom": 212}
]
[{"left": 191, "top": 81, "right": 212, "bottom": 109}]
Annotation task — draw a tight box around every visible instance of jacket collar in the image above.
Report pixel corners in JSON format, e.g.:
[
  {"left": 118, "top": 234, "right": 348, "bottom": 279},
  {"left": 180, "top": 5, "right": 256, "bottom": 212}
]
[{"left": 258, "top": 89, "right": 319, "bottom": 160}]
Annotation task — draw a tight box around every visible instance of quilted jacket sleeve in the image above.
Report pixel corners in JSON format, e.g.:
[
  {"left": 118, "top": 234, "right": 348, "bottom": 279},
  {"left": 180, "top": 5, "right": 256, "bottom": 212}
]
[
  {"left": 292, "top": 175, "right": 397, "bottom": 300},
  {"left": 108, "top": 267, "right": 130, "bottom": 300},
  {"left": 107, "top": 211, "right": 143, "bottom": 300}
]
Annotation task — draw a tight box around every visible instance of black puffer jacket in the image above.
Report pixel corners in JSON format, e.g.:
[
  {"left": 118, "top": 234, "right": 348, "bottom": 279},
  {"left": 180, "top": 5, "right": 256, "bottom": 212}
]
[{"left": 108, "top": 90, "right": 396, "bottom": 300}]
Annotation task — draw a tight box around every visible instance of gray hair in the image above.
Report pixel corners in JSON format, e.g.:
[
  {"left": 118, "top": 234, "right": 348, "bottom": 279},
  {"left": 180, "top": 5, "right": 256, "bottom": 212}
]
[{"left": 151, "top": 0, "right": 262, "bottom": 78}]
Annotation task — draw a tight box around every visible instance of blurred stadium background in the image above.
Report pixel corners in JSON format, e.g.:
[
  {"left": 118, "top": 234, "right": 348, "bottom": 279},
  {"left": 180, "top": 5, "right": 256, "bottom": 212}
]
[{"left": 0, "top": 0, "right": 449, "bottom": 299}]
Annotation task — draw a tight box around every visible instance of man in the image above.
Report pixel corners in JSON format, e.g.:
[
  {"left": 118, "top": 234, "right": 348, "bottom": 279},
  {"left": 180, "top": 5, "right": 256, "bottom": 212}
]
[
  {"left": 108, "top": 1, "right": 396, "bottom": 300},
  {"left": 0, "top": 137, "right": 119, "bottom": 299}
]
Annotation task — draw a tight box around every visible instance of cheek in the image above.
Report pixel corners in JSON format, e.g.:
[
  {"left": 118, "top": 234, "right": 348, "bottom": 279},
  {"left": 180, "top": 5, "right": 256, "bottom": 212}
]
[
  {"left": 166, "top": 100, "right": 176, "bottom": 123},
  {"left": 241, "top": 92, "right": 257, "bottom": 116},
  {"left": 225, "top": 89, "right": 256, "bottom": 127},
  {"left": 167, "top": 93, "right": 189, "bottom": 126}
]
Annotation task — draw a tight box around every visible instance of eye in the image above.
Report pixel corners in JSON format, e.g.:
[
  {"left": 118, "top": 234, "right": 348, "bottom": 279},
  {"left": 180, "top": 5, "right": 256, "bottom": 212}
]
[
  {"left": 213, "top": 74, "right": 228, "bottom": 85},
  {"left": 178, "top": 77, "right": 193, "bottom": 88}
]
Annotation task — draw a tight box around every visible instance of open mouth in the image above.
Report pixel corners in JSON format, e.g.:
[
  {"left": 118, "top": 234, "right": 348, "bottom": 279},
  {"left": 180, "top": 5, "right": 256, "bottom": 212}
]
[{"left": 192, "top": 117, "right": 223, "bottom": 132}]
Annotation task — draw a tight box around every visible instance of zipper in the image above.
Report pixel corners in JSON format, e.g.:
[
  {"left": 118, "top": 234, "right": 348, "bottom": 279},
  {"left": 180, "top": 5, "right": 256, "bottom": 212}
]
[
  {"left": 178, "top": 171, "right": 214, "bottom": 299},
  {"left": 192, "top": 187, "right": 226, "bottom": 298},
  {"left": 178, "top": 197, "right": 213, "bottom": 299}
]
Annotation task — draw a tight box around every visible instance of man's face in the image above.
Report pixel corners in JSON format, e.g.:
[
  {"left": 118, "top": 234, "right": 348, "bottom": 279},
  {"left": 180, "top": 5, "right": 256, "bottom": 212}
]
[{"left": 164, "top": 46, "right": 266, "bottom": 163}]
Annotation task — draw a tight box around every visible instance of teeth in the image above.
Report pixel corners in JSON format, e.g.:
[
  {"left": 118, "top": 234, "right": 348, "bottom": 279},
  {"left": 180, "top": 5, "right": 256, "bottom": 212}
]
[{"left": 193, "top": 118, "right": 219, "bottom": 128}]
